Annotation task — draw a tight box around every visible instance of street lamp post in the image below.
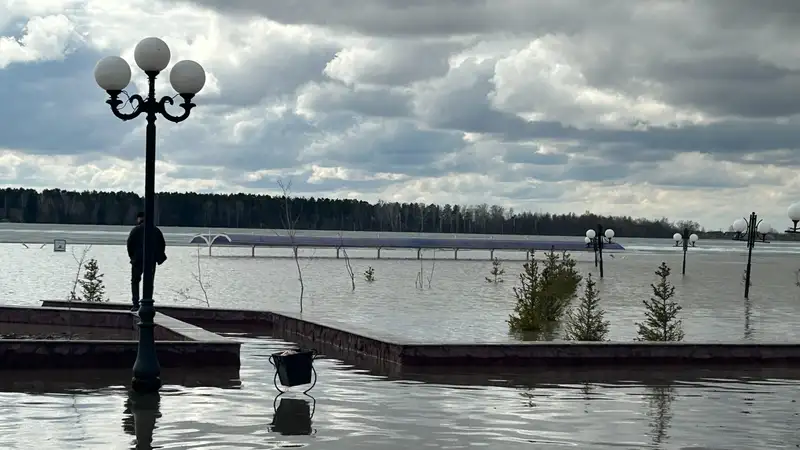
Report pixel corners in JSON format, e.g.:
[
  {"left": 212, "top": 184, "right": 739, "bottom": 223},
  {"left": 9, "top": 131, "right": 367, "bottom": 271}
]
[
  {"left": 93, "top": 37, "right": 206, "bottom": 393},
  {"left": 731, "top": 212, "right": 770, "bottom": 299},
  {"left": 785, "top": 203, "right": 800, "bottom": 234},
  {"left": 672, "top": 228, "right": 699, "bottom": 275},
  {"left": 584, "top": 224, "right": 615, "bottom": 279}
]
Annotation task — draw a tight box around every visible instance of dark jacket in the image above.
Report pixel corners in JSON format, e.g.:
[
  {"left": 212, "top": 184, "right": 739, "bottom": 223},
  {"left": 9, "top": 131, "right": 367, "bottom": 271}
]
[{"left": 127, "top": 224, "right": 167, "bottom": 266}]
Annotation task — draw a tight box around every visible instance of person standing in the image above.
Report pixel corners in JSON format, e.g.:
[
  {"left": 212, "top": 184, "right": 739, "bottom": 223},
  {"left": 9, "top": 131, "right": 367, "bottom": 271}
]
[{"left": 127, "top": 212, "right": 167, "bottom": 311}]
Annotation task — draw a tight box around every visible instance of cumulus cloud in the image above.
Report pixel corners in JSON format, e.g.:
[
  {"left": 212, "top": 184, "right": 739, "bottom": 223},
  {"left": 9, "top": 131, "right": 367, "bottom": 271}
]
[{"left": 1, "top": 0, "right": 800, "bottom": 229}]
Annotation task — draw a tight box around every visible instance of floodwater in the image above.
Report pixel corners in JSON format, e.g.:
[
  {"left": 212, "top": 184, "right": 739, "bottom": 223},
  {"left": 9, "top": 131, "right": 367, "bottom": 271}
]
[
  {"left": 1, "top": 224, "right": 800, "bottom": 342},
  {"left": 0, "top": 335, "right": 799, "bottom": 449},
  {"left": 2, "top": 225, "right": 800, "bottom": 448}
]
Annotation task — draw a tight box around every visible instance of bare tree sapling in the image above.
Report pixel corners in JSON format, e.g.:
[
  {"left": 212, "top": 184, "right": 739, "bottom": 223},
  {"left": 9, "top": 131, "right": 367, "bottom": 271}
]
[
  {"left": 338, "top": 233, "right": 356, "bottom": 291},
  {"left": 173, "top": 246, "right": 211, "bottom": 306},
  {"left": 278, "top": 179, "right": 305, "bottom": 313}
]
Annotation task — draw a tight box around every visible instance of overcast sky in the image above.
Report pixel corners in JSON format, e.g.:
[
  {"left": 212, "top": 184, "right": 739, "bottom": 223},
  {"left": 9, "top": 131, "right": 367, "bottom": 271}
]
[{"left": 2, "top": 0, "right": 800, "bottom": 230}]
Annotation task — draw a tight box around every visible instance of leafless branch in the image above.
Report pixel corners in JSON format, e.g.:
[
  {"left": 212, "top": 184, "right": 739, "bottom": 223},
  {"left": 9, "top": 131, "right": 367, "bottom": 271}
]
[
  {"left": 427, "top": 249, "right": 436, "bottom": 288},
  {"left": 412, "top": 249, "right": 437, "bottom": 289},
  {"left": 338, "top": 233, "right": 356, "bottom": 291},
  {"left": 193, "top": 246, "right": 210, "bottom": 305},
  {"left": 278, "top": 179, "right": 305, "bottom": 312},
  {"left": 415, "top": 251, "right": 424, "bottom": 289},
  {"left": 172, "top": 246, "right": 212, "bottom": 307}
]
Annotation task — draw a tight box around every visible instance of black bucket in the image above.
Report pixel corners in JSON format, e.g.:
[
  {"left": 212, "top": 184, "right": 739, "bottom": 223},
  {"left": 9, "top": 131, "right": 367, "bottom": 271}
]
[{"left": 270, "top": 349, "right": 316, "bottom": 387}]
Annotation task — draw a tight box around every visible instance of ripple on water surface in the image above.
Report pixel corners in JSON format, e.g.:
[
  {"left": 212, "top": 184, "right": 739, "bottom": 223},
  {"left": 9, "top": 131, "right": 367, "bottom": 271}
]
[{"left": 0, "top": 337, "right": 798, "bottom": 449}]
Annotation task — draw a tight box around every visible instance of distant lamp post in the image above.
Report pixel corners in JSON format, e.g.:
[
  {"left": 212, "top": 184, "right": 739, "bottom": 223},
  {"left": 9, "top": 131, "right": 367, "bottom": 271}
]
[
  {"left": 94, "top": 37, "right": 206, "bottom": 394},
  {"left": 786, "top": 203, "right": 800, "bottom": 233},
  {"left": 585, "top": 225, "right": 615, "bottom": 279},
  {"left": 672, "top": 229, "right": 699, "bottom": 275},
  {"left": 731, "top": 212, "right": 770, "bottom": 299}
]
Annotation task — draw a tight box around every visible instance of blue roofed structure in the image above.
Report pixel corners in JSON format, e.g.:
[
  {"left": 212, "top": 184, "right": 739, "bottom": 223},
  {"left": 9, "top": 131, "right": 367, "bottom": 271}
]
[{"left": 188, "top": 232, "right": 625, "bottom": 253}]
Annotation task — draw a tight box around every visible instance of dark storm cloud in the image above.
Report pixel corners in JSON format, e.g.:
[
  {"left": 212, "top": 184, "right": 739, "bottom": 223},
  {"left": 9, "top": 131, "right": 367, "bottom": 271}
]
[
  {"left": 8, "top": 0, "right": 800, "bottom": 199},
  {"left": 327, "top": 40, "right": 467, "bottom": 86},
  {"left": 303, "top": 120, "right": 466, "bottom": 175},
  {"left": 560, "top": 160, "right": 630, "bottom": 183},
  {"left": 238, "top": 173, "right": 398, "bottom": 194},
  {"left": 416, "top": 57, "right": 800, "bottom": 166},
  {"left": 643, "top": 172, "right": 753, "bottom": 190},
  {"left": 298, "top": 82, "right": 413, "bottom": 118},
  {"left": 0, "top": 49, "right": 130, "bottom": 155},
  {"left": 206, "top": 42, "right": 340, "bottom": 107},
  {"left": 171, "top": 0, "right": 628, "bottom": 37},
  {"left": 643, "top": 56, "right": 800, "bottom": 118},
  {"left": 502, "top": 145, "right": 568, "bottom": 165},
  {"left": 168, "top": 109, "right": 319, "bottom": 170}
]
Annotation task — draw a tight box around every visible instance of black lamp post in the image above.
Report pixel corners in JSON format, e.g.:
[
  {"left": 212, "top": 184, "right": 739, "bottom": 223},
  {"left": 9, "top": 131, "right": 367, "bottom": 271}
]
[
  {"left": 730, "top": 212, "right": 771, "bottom": 299},
  {"left": 672, "top": 228, "right": 699, "bottom": 275},
  {"left": 584, "top": 224, "right": 615, "bottom": 279},
  {"left": 94, "top": 37, "right": 206, "bottom": 393}
]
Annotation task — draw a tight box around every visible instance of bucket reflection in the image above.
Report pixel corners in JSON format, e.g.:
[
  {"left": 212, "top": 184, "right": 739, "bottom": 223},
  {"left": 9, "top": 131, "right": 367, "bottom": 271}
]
[{"left": 270, "top": 392, "right": 316, "bottom": 436}]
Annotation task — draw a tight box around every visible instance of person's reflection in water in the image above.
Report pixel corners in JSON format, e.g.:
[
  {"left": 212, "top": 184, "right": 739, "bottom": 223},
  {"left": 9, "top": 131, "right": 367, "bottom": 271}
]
[
  {"left": 270, "top": 393, "right": 316, "bottom": 436},
  {"left": 645, "top": 384, "right": 676, "bottom": 447},
  {"left": 122, "top": 389, "right": 162, "bottom": 449}
]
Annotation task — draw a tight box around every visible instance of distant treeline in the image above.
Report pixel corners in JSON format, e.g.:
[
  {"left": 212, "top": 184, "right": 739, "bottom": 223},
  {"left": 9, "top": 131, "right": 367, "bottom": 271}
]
[{"left": 0, "top": 187, "right": 714, "bottom": 238}]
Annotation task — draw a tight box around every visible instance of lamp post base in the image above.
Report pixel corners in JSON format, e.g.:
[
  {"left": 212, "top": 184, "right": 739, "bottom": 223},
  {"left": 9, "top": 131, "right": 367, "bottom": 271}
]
[{"left": 132, "top": 297, "right": 162, "bottom": 393}]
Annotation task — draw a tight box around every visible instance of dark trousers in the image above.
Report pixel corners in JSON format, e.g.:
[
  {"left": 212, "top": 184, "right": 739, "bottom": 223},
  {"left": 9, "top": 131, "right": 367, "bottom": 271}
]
[{"left": 131, "top": 263, "right": 157, "bottom": 306}]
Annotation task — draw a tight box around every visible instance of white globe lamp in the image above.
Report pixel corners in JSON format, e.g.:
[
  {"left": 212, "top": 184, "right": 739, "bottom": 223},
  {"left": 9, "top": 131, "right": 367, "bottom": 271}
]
[
  {"left": 170, "top": 60, "right": 206, "bottom": 96},
  {"left": 788, "top": 203, "right": 800, "bottom": 233},
  {"left": 584, "top": 236, "right": 591, "bottom": 244},
  {"left": 585, "top": 229, "right": 596, "bottom": 239},
  {"left": 134, "top": 37, "right": 171, "bottom": 72},
  {"left": 757, "top": 221, "right": 771, "bottom": 235},
  {"left": 689, "top": 233, "right": 699, "bottom": 243},
  {"left": 732, "top": 218, "right": 747, "bottom": 233},
  {"left": 94, "top": 56, "right": 132, "bottom": 91},
  {"left": 604, "top": 229, "right": 615, "bottom": 240},
  {"left": 673, "top": 232, "right": 682, "bottom": 242}
]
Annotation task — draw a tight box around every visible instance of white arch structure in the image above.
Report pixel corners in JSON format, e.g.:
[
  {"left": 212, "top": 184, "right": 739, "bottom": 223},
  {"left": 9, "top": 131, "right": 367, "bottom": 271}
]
[{"left": 190, "top": 232, "right": 232, "bottom": 256}]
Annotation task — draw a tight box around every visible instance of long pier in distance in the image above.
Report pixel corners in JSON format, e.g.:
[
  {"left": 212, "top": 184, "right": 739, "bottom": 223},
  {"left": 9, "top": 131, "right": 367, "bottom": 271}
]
[{"left": 189, "top": 232, "right": 626, "bottom": 260}]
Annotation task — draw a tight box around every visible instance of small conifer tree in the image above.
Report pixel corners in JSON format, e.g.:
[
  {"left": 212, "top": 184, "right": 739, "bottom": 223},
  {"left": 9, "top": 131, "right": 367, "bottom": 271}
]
[
  {"left": 364, "top": 266, "right": 376, "bottom": 282},
  {"left": 485, "top": 258, "right": 505, "bottom": 283},
  {"left": 508, "top": 249, "right": 582, "bottom": 336},
  {"left": 564, "top": 273, "right": 610, "bottom": 341},
  {"left": 636, "top": 262, "right": 684, "bottom": 341},
  {"left": 78, "top": 258, "right": 108, "bottom": 303}
]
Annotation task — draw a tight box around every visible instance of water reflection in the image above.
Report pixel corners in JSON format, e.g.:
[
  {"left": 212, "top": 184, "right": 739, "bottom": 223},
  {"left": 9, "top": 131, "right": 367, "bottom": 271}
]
[
  {"left": 744, "top": 298, "right": 754, "bottom": 340},
  {"left": 519, "top": 388, "right": 536, "bottom": 408},
  {"left": 122, "top": 390, "right": 161, "bottom": 450},
  {"left": 270, "top": 393, "right": 316, "bottom": 436},
  {"left": 0, "top": 368, "right": 242, "bottom": 393},
  {"left": 646, "top": 384, "right": 676, "bottom": 447}
]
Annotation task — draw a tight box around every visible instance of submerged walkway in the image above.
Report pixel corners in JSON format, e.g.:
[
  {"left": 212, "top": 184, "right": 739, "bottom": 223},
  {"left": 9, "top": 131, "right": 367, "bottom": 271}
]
[
  {"left": 189, "top": 232, "right": 625, "bottom": 259},
  {"left": 38, "top": 300, "right": 800, "bottom": 372}
]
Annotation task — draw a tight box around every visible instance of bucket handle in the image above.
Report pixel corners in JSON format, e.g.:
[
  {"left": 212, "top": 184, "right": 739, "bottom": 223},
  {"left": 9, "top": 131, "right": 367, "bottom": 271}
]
[{"left": 269, "top": 349, "right": 318, "bottom": 368}]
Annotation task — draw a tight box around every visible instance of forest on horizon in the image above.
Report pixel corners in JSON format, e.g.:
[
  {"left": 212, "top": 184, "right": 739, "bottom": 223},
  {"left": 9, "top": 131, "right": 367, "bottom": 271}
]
[{"left": 0, "top": 187, "right": 721, "bottom": 239}]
